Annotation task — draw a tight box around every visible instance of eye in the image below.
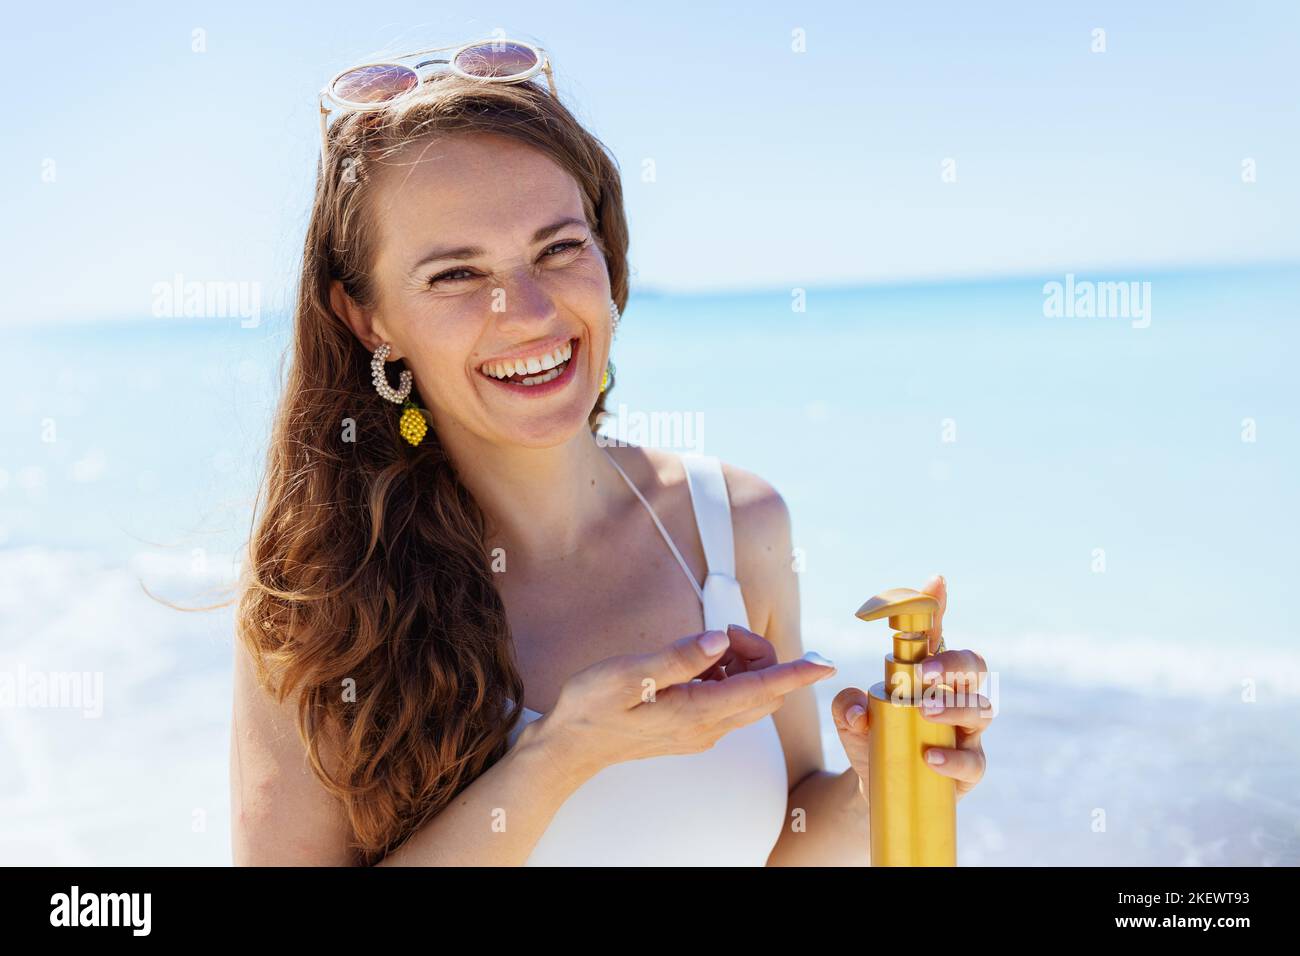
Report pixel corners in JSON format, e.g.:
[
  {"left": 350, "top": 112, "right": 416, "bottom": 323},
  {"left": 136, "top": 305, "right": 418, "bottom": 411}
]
[
  {"left": 542, "top": 238, "right": 588, "bottom": 258},
  {"left": 426, "top": 238, "right": 588, "bottom": 287},
  {"left": 427, "top": 266, "right": 476, "bottom": 286}
]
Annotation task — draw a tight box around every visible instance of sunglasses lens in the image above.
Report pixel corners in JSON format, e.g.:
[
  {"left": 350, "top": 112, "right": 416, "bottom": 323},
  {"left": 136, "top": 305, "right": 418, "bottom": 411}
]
[
  {"left": 453, "top": 41, "right": 539, "bottom": 79},
  {"left": 331, "top": 63, "right": 420, "bottom": 104}
]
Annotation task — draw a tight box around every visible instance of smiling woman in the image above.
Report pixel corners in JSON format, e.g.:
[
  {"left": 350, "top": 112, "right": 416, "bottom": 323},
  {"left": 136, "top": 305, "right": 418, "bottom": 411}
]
[
  {"left": 229, "top": 45, "right": 847, "bottom": 869},
  {"left": 232, "top": 63, "right": 633, "bottom": 864}
]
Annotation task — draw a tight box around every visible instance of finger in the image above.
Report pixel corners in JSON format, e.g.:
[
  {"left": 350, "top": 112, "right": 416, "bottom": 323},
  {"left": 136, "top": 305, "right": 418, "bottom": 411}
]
[
  {"left": 690, "top": 625, "right": 774, "bottom": 679},
  {"left": 719, "top": 624, "right": 778, "bottom": 673},
  {"left": 697, "top": 662, "right": 727, "bottom": 682},
  {"left": 703, "top": 626, "right": 766, "bottom": 677},
  {"left": 715, "top": 694, "right": 785, "bottom": 735},
  {"left": 634, "top": 630, "right": 733, "bottom": 702},
  {"left": 923, "top": 743, "right": 986, "bottom": 787},
  {"left": 918, "top": 693, "right": 994, "bottom": 734},
  {"left": 671, "top": 654, "right": 837, "bottom": 720},
  {"left": 918, "top": 574, "right": 946, "bottom": 655},
  {"left": 832, "top": 689, "right": 872, "bottom": 777},
  {"left": 920, "top": 648, "right": 987, "bottom": 694},
  {"left": 831, "top": 686, "right": 872, "bottom": 734}
]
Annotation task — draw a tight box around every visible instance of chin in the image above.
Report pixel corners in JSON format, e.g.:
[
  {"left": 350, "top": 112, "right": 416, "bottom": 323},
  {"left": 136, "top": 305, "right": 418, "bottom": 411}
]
[{"left": 497, "top": 399, "right": 597, "bottom": 449}]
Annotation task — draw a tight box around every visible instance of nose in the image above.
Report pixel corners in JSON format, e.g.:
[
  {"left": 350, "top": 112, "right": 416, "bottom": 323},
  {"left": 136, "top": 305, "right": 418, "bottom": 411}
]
[{"left": 492, "top": 268, "right": 559, "bottom": 333}]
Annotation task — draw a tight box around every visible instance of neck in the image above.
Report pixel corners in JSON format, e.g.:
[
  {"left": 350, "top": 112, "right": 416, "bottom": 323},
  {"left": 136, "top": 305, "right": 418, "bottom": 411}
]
[{"left": 437, "top": 421, "right": 625, "bottom": 563}]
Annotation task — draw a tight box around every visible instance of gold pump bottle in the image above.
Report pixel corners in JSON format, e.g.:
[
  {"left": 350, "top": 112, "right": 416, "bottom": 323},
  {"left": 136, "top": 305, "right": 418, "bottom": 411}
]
[{"left": 855, "top": 587, "right": 957, "bottom": 866}]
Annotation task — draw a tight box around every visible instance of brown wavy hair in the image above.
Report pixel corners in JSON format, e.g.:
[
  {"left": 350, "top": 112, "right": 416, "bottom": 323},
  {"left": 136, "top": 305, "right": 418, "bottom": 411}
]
[{"left": 235, "top": 67, "right": 627, "bottom": 864}]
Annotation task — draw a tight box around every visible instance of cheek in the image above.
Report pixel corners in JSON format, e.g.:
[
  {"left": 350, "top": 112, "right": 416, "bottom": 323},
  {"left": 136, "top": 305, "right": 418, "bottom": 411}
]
[
  {"left": 570, "top": 252, "right": 611, "bottom": 291},
  {"left": 398, "top": 322, "right": 477, "bottom": 393},
  {"left": 553, "top": 267, "right": 612, "bottom": 322}
]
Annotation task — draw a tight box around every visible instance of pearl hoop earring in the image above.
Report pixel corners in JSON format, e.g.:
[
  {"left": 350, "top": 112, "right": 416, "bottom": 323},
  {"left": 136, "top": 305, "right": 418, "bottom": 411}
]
[
  {"left": 371, "top": 342, "right": 427, "bottom": 446},
  {"left": 371, "top": 343, "right": 412, "bottom": 403},
  {"left": 602, "top": 299, "right": 620, "bottom": 393}
]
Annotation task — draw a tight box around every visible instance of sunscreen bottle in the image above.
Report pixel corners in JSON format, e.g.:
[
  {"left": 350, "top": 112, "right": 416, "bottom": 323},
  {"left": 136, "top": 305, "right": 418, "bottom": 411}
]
[{"left": 855, "top": 587, "right": 957, "bottom": 866}]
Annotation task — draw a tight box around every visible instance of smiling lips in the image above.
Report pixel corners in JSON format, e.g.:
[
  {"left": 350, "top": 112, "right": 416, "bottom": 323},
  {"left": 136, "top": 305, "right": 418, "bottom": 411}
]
[{"left": 478, "top": 337, "right": 577, "bottom": 388}]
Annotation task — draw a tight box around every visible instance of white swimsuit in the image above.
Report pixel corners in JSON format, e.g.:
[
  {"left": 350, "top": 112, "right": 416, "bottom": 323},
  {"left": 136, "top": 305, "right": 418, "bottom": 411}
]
[{"left": 505, "top": 450, "right": 790, "bottom": 866}]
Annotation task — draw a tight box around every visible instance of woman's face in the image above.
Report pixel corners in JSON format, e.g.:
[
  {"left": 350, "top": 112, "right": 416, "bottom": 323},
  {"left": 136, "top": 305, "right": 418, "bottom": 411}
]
[{"left": 352, "top": 131, "right": 611, "bottom": 449}]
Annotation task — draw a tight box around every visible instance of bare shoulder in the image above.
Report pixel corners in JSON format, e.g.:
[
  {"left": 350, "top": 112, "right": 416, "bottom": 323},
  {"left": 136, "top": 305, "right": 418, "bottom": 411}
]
[
  {"left": 717, "top": 459, "right": 795, "bottom": 639},
  {"left": 630, "top": 445, "right": 791, "bottom": 551},
  {"left": 717, "top": 459, "right": 791, "bottom": 552},
  {"left": 609, "top": 443, "right": 698, "bottom": 482}
]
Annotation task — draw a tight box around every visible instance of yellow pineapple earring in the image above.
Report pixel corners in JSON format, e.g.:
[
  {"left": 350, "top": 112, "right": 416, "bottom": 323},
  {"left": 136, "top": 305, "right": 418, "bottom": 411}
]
[
  {"left": 371, "top": 342, "right": 427, "bottom": 447},
  {"left": 397, "top": 399, "right": 427, "bottom": 446}
]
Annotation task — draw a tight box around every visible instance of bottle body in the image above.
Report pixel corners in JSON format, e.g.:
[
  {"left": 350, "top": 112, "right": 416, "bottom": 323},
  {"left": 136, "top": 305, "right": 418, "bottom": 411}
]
[{"left": 866, "top": 679, "right": 957, "bottom": 866}]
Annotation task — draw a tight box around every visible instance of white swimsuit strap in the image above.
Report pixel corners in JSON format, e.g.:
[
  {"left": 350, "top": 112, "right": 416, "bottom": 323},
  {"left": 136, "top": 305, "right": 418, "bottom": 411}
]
[
  {"left": 679, "top": 453, "right": 736, "bottom": 578},
  {"left": 680, "top": 453, "right": 751, "bottom": 634},
  {"left": 602, "top": 446, "right": 705, "bottom": 603}
]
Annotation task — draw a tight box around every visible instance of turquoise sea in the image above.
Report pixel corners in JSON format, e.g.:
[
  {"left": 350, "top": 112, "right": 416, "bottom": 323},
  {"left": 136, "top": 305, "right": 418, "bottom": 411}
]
[{"left": 2, "top": 264, "right": 1297, "bottom": 864}]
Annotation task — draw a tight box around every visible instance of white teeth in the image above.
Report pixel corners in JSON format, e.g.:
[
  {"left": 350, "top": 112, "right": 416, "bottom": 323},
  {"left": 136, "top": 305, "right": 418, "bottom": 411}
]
[
  {"left": 481, "top": 339, "right": 576, "bottom": 379},
  {"left": 520, "top": 365, "right": 564, "bottom": 386}
]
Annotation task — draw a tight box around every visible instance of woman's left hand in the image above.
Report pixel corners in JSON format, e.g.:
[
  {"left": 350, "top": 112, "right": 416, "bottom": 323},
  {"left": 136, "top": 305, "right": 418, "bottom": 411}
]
[{"left": 832, "top": 574, "right": 992, "bottom": 803}]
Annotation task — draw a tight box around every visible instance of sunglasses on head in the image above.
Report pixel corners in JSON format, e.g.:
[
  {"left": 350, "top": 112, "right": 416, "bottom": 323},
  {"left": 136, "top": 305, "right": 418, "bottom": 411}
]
[{"left": 317, "top": 37, "right": 557, "bottom": 163}]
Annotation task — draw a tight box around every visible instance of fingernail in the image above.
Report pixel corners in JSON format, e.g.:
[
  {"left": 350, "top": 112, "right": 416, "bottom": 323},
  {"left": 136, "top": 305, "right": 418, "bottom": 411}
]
[
  {"left": 801, "top": 650, "right": 837, "bottom": 669},
  {"left": 698, "top": 630, "right": 728, "bottom": 655},
  {"left": 921, "top": 658, "right": 944, "bottom": 680},
  {"left": 926, "top": 749, "right": 946, "bottom": 765},
  {"left": 846, "top": 704, "right": 864, "bottom": 726}
]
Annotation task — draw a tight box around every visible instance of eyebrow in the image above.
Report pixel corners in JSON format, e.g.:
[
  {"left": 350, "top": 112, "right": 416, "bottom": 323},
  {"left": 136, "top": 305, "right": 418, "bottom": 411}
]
[{"left": 410, "top": 217, "right": 590, "bottom": 272}]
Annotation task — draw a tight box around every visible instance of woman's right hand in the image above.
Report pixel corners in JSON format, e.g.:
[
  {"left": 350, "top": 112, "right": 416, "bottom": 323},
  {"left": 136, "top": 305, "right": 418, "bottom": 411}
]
[{"left": 531, "top": 625, "right": 837, "bottom": 778}]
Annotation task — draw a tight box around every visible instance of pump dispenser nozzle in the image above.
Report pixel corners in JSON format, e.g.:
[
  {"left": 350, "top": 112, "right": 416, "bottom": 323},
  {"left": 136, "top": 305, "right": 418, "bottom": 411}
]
[
  {"left": 855, "top": 586, "right": 938, "bottom": 633},
  {"left": 855, "top": 585, "right": 957, "bottom": 866}
]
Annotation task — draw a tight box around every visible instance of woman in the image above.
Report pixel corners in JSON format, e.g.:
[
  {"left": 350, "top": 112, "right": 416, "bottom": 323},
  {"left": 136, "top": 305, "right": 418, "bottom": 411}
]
[{"left": 230, "top": 38, "right": 991, "bottom": 866}]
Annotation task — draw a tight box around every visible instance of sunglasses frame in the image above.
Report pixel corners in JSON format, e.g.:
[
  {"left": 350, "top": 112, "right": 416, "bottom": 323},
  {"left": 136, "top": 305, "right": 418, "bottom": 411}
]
[{"left": 317, "top": 37, "right": 557, "bottom": 163}]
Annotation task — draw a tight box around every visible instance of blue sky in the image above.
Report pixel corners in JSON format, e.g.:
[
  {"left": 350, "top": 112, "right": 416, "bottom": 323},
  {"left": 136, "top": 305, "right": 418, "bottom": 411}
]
[{"left": 2, "top": 0, "right": 1297, "bottom": 322}]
